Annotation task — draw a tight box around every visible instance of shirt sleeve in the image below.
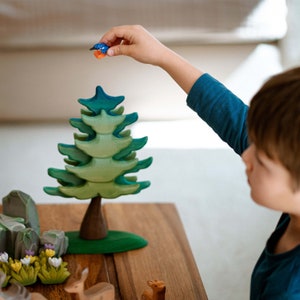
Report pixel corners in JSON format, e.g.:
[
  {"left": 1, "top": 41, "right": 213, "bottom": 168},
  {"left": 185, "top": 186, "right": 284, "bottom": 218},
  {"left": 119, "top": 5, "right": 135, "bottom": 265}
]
[{"left": 186, "top": 73, "right": 249, "bottom": 155}]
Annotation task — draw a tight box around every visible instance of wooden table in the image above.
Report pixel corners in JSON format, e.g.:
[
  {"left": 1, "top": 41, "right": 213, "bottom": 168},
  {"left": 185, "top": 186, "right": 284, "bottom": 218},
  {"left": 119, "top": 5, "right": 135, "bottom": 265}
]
[{"left": 0, "top": 203, "right": 208, "bottom": 299}]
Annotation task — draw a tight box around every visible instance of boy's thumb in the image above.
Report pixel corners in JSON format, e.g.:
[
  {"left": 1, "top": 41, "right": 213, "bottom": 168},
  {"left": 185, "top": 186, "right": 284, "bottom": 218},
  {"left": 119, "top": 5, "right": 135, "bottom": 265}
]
[{"left": 107, "top": 45, "right": 128, "bottom": 57}]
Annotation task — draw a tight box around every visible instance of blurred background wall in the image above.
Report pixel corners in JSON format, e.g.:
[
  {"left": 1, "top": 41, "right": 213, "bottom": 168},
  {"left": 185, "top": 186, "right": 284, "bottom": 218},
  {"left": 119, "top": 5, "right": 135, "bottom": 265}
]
[{"left": 0, "top": 0, "right": 293, "bottom": 122}]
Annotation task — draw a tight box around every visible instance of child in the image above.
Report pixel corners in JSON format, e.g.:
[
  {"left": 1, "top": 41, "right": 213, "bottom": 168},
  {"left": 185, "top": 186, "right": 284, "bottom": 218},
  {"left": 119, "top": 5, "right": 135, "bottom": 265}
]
[{"left": 99, "top": 25, "right": 300, "bottom": 299}]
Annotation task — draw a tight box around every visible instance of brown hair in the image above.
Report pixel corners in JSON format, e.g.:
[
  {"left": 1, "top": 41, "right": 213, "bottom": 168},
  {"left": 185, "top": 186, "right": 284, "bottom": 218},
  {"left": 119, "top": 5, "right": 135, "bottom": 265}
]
[{"left": 247, "top": 67, "right": 300, "bottom": 189}]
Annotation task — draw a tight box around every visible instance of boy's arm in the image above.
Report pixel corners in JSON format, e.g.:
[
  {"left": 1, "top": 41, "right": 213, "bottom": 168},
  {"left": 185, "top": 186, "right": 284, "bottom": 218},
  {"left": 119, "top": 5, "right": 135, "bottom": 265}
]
[
  {"left": 100, "top": 25, "right": 249, "bottom": 154},
  {"left": 187, "top": 74, "right": 249, "bottom": 155}
]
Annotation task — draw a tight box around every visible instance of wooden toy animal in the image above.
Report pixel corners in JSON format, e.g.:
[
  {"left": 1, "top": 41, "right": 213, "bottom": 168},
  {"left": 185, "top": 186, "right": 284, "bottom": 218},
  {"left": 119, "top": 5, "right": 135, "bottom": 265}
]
[
  {"left": 64, "top": 267, "right": 115, "bottom": 300},
  {"left": 0, "top": 271, "right": 46, "bottom": 300},
  {"left": 141, "top": 280, "right": 166, "bottom": 300}
]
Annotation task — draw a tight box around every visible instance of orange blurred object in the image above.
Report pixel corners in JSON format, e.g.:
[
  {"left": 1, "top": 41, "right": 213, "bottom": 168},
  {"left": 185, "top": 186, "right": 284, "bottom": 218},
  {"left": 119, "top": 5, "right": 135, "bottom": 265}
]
[{"left": 94, "top": 50, "right": 106, "bottom": 59}]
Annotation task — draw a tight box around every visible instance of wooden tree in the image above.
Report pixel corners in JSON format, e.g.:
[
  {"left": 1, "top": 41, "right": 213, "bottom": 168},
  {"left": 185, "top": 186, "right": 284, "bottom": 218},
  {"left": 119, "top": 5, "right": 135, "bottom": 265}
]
[{"left": 44, "top": 86, "right": 152, "bottom": 241}]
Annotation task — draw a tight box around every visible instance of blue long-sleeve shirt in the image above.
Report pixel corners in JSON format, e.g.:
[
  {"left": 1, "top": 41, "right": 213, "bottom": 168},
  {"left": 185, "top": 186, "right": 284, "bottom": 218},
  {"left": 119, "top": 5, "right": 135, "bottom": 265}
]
[
  {"left": 187, "top": 73, "right": 249, "bottom": 154},
  {"left": 186, "top": 74, "right": 300, "bottom": 299}
]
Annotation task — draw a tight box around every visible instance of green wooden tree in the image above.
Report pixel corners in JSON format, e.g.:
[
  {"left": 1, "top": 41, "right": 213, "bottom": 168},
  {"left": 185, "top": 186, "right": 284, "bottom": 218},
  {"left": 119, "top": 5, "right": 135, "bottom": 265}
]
[{"left": 44, "top": 86, "right": 152, "bottom": 242}]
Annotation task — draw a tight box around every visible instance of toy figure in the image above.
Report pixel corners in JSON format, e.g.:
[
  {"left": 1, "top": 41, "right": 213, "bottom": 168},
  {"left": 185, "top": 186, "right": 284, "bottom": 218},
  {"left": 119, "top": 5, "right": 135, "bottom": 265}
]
[
  {"left": 64, "top": 266, "right": 115, "bottom": 300},
  {"left": 141, "top": 280, "right": 166, "bottom": 300},
  {"left": 90, "top": 43, "right": 109, "bottom": 59}
]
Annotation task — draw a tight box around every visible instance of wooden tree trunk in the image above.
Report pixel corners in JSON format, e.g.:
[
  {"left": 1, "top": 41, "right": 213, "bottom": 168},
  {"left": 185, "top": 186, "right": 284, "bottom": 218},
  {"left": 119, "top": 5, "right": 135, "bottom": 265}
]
[{"left": 79, "top": 196, "right": 108, "bottom": 240}]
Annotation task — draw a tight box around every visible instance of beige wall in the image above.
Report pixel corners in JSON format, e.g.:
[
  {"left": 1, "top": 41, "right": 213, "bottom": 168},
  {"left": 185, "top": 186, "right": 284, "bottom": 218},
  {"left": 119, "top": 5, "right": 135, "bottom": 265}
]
[{"left": 0, "top": 42, "right": 281, "bottom": 122}]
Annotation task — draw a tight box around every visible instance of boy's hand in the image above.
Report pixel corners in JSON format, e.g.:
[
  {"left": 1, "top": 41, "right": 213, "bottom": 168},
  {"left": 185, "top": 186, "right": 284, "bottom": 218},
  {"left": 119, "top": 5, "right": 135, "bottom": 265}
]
[
  {"left": 100, "top": 24, "right": 203, "bottom": 94},
  {"left": 100, "top": 25, "right": 169, "bottom": 66}
]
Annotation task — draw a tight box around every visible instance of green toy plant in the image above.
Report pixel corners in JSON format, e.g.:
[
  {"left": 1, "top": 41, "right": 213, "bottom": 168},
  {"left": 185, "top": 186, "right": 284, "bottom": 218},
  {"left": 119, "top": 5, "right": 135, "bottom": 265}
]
[
  {"left": 44, "top": 86, "right": 152, "bottom": 245},
  {"left": 37, "top": 247, "right": 70, "bottom": 284},
  {"left": 0, "top": 246, "right": 70, "bottom": 287}
]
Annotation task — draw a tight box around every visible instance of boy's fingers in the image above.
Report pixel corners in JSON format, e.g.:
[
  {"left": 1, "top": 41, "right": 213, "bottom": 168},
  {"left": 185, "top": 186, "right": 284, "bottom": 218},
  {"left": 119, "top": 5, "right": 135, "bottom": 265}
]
[
  {"left": 101, "top": 26, "right": 129, "bottom": 44},
  {"left": 101, "top": 25, "right": 139, "bottom": 47}
]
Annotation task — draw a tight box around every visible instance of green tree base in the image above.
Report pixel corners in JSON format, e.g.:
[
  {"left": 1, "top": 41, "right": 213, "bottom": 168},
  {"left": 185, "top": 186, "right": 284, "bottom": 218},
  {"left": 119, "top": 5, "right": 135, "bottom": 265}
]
[{"left": 65, "top": 230, "right": 148, "bottom": 254}]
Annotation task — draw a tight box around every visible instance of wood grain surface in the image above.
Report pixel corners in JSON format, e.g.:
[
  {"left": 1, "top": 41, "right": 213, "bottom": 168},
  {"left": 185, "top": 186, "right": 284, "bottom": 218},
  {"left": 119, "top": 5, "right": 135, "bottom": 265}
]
[
  {"left": 0, "top": 203, "right": 207, "bottom": 299},
  {"left": 104, "top": 203, "right": 208, "bottom": 300}
]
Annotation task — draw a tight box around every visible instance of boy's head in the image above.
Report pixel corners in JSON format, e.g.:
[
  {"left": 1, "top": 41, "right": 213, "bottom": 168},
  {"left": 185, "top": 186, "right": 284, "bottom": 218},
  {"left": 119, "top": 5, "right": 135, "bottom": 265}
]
[{"left": 247, "top": 67, "right": 300, "bottom": 190}]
